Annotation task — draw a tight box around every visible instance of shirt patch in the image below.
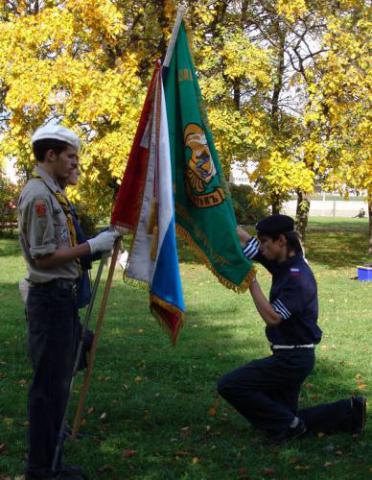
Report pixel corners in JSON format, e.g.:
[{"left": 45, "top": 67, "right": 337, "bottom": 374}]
[
  {"left": 60, "top": 226, "right": 70, "bottom": 242},
  {"left": 35, "top": 201, "right": 47, "bottom": 217},
  {"left": 290, "top": 268, "right": 301, "bottom": 276}
]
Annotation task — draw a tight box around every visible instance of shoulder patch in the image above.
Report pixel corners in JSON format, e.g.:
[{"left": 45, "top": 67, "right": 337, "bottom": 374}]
[
  {"left": 290, "top": 267, "right": 301, "bottom": 276},
  {"left": 35, "top": 200, "right": 47, "bottom": 217}
]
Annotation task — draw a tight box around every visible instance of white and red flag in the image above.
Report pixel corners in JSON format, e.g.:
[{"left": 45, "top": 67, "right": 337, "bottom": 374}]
[{"left": 111, "top": 63, "right": 185, "bottom": 343}]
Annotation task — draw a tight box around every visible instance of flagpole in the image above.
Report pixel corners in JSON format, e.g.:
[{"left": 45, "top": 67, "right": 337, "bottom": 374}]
[
  {"left": 163, "top": 5, "right": 187, "bottom": 68},
  {"left": 71, "top": 238, "right": 122, "bottom": 439},
  {"left": 51, "top": 255, "right": 106, "bottom": 472}
]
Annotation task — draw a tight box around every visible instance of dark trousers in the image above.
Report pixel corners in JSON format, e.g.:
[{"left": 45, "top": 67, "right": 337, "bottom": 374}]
[
  {"left": 26, "top": 283, "right": 79, "bottom": 477},
  {"left": 218, "top": 349, "right": 353, "bottom": 436}
]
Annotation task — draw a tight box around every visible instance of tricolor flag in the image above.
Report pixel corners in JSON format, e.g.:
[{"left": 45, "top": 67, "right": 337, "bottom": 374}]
[{"left": 112, "top": 63, "right": 185, "bottom": 343}]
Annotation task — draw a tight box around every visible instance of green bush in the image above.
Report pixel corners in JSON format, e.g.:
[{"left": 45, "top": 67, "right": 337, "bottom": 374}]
[
  {"left": 229, "top": 183, "right": 269, "bottom": 225},
  {"left": 0, "top": 174, "right": 21, "bottom": 233}
]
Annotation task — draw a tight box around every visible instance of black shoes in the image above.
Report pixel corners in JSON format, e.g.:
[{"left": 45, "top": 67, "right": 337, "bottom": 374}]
[
  {"left": 25, "top": 465, "right": 87, "bottom": 480},
  {"left": 268, "top": 418, "right": 307, "bottom": 444},
  {"left": 351, "top": 396, "right": 367, "bottom": 434}
]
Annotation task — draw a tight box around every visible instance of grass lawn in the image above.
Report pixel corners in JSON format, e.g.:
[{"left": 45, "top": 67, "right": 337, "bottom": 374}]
[{"left": 0, "top": 217, "right": 371, "bottom": 480}]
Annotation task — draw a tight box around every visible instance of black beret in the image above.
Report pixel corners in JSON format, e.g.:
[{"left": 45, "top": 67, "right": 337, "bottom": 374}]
[{"left": 256, "top": 214, "right": 294, "bottom": 235}]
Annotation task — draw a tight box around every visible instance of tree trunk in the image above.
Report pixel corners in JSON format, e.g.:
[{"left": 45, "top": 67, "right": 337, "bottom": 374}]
[
  {"left": 271, "top": 193, "right": 281, "bottom": 215},
  {"left": 368, "top": 194, "right": 372, "bottom": 255},
  {"left": 295, "top": 191, "right": 310, "bottom": 244},
  {"left": 270, "top": 26, "right": 286, "bottom": 215}
]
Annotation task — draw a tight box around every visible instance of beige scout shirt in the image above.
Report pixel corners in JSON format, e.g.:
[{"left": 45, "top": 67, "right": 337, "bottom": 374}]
[{"left": 18, "top": 165, "right": 79, "bottom": 283}]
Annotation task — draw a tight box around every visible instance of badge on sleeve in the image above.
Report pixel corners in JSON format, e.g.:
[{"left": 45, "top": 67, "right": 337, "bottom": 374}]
[
  {"left": 35, "top": 200, "right": 47, "bottom": 217},
  {"left": 290, "top": 268, "right": 301, "bottom": 277}
]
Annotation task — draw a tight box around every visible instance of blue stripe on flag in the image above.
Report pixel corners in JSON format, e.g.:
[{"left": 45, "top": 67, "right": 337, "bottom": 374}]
[{"left": 151, "top": 217, "right": 185, "bottom": 312}]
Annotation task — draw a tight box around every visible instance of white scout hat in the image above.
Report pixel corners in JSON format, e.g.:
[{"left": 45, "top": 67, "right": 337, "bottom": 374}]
[{"left": 31, "top": 124, "right": 81, "bottom": 150}]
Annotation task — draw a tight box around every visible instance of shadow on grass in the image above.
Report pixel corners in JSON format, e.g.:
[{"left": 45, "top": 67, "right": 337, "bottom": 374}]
[
  {"left": 306, "top": 228, "right": 371, "bottom": 269},
  {"left": 1, "top": 267, "right": 371, "bottom": 479}
]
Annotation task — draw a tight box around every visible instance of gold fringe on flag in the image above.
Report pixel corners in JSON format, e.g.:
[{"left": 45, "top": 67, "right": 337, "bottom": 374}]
[
  {"left": 176, "top": 224, "right": 256, "bottom": 293},
  {"left": 150, "top": 293, "right": 185, "bottom": 345}
]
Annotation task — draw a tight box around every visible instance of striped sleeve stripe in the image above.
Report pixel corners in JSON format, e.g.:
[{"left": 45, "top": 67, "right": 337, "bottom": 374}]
[
  {"left": 243, "top": 237, "right": 260, "bottom": 259},
  {"left": 272, "top": 299, "right": 291, "bottom": 319}
]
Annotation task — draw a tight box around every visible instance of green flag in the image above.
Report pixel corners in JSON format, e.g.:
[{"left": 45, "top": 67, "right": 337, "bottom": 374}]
[{"left": 163, "top": 22, "right": 254, "bottom": 291}]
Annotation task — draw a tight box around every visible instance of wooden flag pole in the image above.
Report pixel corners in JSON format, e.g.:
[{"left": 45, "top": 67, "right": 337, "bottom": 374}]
[
  {"left": 71, "top": 238, "right": 122, "bottom": 439},
  {"left": 51, "top": 256, "right": 106, "bottom": 472},
  {"left": 163, "top": 5, "right": 187, "bottom": 68}
]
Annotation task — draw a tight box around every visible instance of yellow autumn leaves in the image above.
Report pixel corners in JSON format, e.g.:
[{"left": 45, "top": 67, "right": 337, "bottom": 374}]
[{"left": 0, "top": 0, "right": 370, "bottom": 219}]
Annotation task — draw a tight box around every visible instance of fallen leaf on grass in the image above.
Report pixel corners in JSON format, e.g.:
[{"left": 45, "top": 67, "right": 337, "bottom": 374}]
[
  {"left": 99, "top": 412, "right": 107, "bottom": 421},
  {"left": 324, "top": 462, "right": 333, "bottom": 468},
  {"left": 324, "top": 443, "right": 335, "bottom": 453},
  {"left": 87, "top": 406, "right": 95, "bottom": 414},
  {"left": 294, "top": 465, "right": 310, "bottom": 470},
  {"left": 357, "top": 383, "right": 367, "bottom": 390},
  {"left": 180, "top": 426, "right": 191, "bottom": 438},
  {"left": 208, "top": 397, "right": 221, "bottom": 417},
  {"left": 0, "top": 443, "right": 6, "bottom": 454},
  {"left": 174, "top": 450, "right": 190, "bottom": 458},
  {"left": 3, "top": 417, "right": 13, "bottom": 426},
  {"left": 237, "top": 466, "right": 250, "bottom": 477},
  {"left": 97, "top": 464, "right": 114, "bottom": 474},
  {"left": 191, "top": 456, "right": 200, "bottom": 464},
  {"left": 134, "top": 376, "right": 142, "bottom": 383},
  {"left": 208, "top": 406, "right": 217, "bottom": 417},
  {"left": 122, "top": 449, "right": 137, "bottom": 458},
  {"left": 262, "top": 467, "right": 275, "bottom": 476}
]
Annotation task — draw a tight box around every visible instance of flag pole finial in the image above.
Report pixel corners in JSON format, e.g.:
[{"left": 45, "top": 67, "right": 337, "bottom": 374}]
[{"left": 163, "top": 5, "right": 187, "bottom": 68}]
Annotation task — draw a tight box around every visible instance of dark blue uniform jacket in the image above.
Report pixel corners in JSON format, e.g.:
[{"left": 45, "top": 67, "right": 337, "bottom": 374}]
[
  {"left": 243, "top": 237, "right": 322, "bottom": 346},
  {"left": 70, "top": 204, "right": 100, "bottom": 309}
]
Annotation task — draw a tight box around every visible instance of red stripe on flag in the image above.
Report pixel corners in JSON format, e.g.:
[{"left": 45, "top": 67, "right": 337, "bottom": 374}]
[{"left": 111, "top": 63, "right": 160, "bottom": 229}]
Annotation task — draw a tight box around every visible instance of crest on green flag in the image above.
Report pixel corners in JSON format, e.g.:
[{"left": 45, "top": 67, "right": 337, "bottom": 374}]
[{"left": 163, "top": 22, "right": 254, "bottom": 291}]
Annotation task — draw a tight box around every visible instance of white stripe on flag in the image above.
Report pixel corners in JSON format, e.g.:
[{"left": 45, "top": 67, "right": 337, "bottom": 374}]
[
  {"left": 126, "top": 90, "right": 158, "bottom": 283},
  {"left": 154, "top": 80, "right": 173, "bottom": 264}
]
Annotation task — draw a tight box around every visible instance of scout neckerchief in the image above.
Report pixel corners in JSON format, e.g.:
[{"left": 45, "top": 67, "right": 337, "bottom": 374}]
[{"left": 54, "top": 191, "right": 78, "bottom": 248}]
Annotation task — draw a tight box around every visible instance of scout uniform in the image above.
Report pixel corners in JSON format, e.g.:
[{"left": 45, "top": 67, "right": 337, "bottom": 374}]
[
  {"left": 18, "top": 165, "right": 79, "bottom": 284},
  {"left": 19, "top": 143, "right": 81, "bottom": 478},
  {"left": 218, "top": 215, "right": 366, "bottom": 441}
]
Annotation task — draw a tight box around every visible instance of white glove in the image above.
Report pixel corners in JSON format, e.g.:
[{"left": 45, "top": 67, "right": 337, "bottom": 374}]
[
  {"left": 87, "top": 230, "right": 121, "bottom": 255},
  {"left": 19, "top": 278, "right": 30, "bottom": 304}
]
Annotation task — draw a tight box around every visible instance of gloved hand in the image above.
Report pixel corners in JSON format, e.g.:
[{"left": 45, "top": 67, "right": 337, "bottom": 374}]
[{"left": 87, "top": 230, "right": 121, "bottom": 255}]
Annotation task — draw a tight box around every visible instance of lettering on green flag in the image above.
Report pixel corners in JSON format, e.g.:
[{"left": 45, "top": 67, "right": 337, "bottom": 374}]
[{"left": 163, "top": 22, "right": 255, "bottom": 291}]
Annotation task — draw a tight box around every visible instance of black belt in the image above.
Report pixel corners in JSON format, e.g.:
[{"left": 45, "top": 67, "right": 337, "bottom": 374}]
[{"left": 30, "top": 278, "right": 78, "bottom": 293}]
